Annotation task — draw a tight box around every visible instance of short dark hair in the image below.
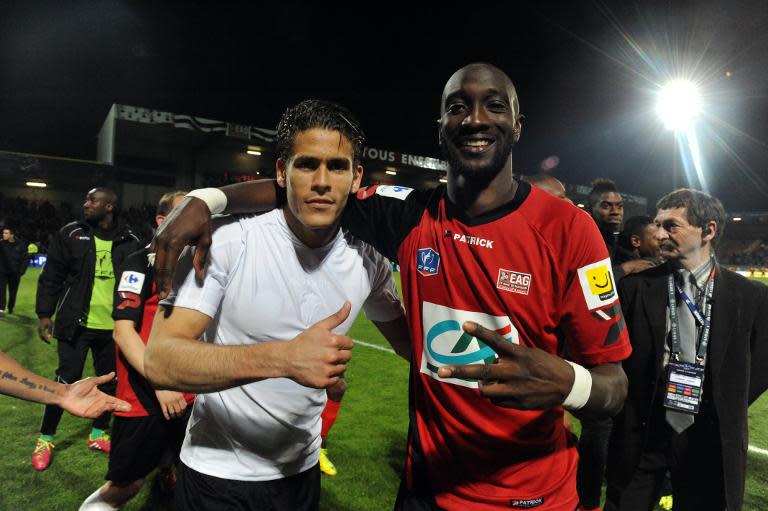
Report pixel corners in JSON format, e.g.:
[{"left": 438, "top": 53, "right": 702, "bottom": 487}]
[
  {"left": 617, "top": 215, "right": 653, "bottom": 252},
  {"left": 587, "top": 178, "right": 620, "bottom": 211},
  {"left": 157, "top": 191, "right": 187, "bottom": 217},
  {"left": 276, "top": 99, "right": 366, "bottom": 166},
  {"left": 656, "top": 188, "right": 726, "bottom": 245}
]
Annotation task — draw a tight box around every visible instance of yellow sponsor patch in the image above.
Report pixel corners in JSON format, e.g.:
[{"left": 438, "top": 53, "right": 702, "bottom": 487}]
[
  {"left": 577, "top": 258, "right": 617, "bottom": 310},
  {"left": 586, "top": 265, "right": 614, "bottom": 297}
]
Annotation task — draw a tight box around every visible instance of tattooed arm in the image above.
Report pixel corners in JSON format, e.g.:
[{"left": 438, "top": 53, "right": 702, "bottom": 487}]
[{"left": 0, "top": 351, "right": 131, "bottom": 417}]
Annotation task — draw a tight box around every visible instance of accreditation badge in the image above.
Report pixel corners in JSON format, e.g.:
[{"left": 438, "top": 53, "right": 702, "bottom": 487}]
[{"left": 663, "top": 361, "right": 705, "bottom": 415}]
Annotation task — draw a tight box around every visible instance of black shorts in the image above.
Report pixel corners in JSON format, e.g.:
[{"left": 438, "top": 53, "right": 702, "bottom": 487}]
[
  {"left": 175, "top": 462, "right": 320, "bottom": 511},
  {"left": 106, "top": 410, "right": 190, "bottom": 483}
]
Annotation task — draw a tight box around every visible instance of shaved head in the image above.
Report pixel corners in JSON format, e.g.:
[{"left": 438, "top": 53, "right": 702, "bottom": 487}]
[
  {"left": 441, "top": 63, "right": 520, "bottom": 118},
  {"left": 83, "top": 187, "right": 118, "bottom": 226},
  {"left": 524, "top": 174, "right": 568, "bottom": 201},
  {"left": 89, "top": 187, "right": 118, "bottom": 206},
  {"left": 439, "top": 63, "right": 523, "bottom": 184}
]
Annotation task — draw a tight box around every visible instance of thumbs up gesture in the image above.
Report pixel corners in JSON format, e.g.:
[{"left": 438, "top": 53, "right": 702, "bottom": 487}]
[{"left": 283, "top": 302, "right": 354, "bottom": 389}]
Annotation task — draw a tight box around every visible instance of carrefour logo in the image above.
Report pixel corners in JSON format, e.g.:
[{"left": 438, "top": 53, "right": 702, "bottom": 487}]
[
  {"left": 420, "top": 301, "right": 519, "bottom": 388},
  {"left": 117, "top": 271, "right": 145, "bottom": 294}
]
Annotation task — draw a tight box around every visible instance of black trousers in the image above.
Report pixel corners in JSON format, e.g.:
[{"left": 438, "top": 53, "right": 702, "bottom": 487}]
[
  {"left": 576, "top": 416, "right": 613, "bottom": 508},
  {"left": 39, "top": 327, "right": 116, "bottom": 435},
  {"left": 604, "top": 410, "right": 726, "bottom": 511},
  {"left": 175, "top": 462, "right": 320, "bottom": 511},
  {"left": 0, "top": 271, "right": 21, "bottom": 312}
]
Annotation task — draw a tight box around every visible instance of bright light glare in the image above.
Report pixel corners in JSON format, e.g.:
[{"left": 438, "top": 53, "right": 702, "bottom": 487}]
[
  {"left": 656, "top": 80, "right": 701, "bottom": 130},
  {"left": 26, "top": 181, "right": 47, "bottom": 188}
]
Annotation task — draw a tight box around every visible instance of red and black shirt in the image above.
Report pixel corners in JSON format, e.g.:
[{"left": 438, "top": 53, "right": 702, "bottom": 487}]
[
  {"left": 341, "top": 181, "right": 631, "bottom": 511},
  {"left": 113, "top": 247, "right": 195, "bottom": 418}
]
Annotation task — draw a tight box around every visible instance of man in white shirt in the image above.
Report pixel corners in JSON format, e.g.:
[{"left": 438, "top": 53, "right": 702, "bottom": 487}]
[{"left": 144, "top": 100, "right": 409, "bottom": 511}]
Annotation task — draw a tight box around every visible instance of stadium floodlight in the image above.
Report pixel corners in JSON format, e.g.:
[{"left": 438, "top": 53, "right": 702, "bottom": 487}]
[{"left": 656, "top": 79, "right": 701, "bottom": 130}]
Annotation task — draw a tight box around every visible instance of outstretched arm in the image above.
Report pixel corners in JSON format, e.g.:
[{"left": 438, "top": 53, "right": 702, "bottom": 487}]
[
  {"left": 145, "top": 302, "right": 355, "bottom": 393},
  {"left": 0, "top": 351, "right": 131, "bottom": 417},
  {"left": 437, "top": 321, "right": 627, "bottom": 417},
  {"left": 152, "top": 180, "right": 279, "bottom": 299}
]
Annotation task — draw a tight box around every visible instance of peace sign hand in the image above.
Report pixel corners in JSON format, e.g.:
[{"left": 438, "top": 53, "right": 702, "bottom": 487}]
[{"left": 437, "top": 321, "right": 575, "bottom": 410}]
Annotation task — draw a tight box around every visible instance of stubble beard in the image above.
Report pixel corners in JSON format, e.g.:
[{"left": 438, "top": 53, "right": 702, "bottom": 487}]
[{"left": 441, "top": 141, "right": 513, "bottom": 185}]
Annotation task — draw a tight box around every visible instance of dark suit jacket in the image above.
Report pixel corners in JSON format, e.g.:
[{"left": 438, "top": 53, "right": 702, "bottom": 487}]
[{"left": 606, "top": 262, "right": 768, "bottom": 510}]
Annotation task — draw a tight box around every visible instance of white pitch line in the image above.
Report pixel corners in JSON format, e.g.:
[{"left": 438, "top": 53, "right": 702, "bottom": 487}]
[
  {"left": 354, "top": 339, "right": 395, "bottom": 354},
  {"left": 354, "top": 339, "right": 768, "bottom": 457}
]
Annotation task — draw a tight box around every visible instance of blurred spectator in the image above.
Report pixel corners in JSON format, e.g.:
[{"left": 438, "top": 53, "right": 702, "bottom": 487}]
[
  {"left": 718, "top": 238, "right": 768, "bottom": 267},
  {"left": 0, "top": 194, "right": 156, "bottom": 251},
  {"left": 0, "top": 226, "right": 27, "bottom": 314},
  {"left": 586, "top": 178, "right": 624, "bottom": 252},
  {"left": 614, "top": 215, "right": 661, "bottom": 265},
  {"left": 523, "top": 173, "right": 572, "bottom": 203}
]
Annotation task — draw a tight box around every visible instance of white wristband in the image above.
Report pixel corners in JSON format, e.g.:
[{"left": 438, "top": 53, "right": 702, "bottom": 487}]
[
  {"left": 186, "top": 188, "right": 228, "bottom": 215},
  {"left": 562, "top": 361, "right": 592, "bottom": 411}
]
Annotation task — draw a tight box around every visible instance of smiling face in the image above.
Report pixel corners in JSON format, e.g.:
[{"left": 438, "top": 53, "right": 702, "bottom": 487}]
[
  {"left": 586, "top": 266, "right": 614, "bottom": 296},
  {"left": 276, "top": 128, "right": 363, "bottom": 247},
  {"left": 439, "top": 64, "right": 522, "bottom": 181}
]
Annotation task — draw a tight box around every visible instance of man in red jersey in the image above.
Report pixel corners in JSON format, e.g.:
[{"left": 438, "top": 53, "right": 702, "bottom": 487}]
[
  {"left": 80, "top": 191, "right": 193, "bottom": 510},
  {"left": 151, "top": 63, "right": 631, "bottom": 511}
]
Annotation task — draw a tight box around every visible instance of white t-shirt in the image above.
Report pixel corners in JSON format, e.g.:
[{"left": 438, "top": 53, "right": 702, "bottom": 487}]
[{"left": 164, "top": 209, "right": 403, "bottom": 481}]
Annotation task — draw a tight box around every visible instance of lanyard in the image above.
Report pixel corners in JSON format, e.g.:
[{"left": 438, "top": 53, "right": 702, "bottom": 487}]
[{"left": 667, "top": 264, "right": 716, "bottom": 364}]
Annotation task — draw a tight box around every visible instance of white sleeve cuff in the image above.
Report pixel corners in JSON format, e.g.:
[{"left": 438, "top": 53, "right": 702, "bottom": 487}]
[
  {"left": 187, "top": 188, "right": 228, "bottom": 215},
  {"left": 562, "top": 361, "right": 592, "bottom": 411}
]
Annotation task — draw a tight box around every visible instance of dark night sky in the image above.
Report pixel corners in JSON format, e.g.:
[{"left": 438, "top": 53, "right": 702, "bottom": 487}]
[{"left": 1, "top": 0, "right": 768, "bottom": 210}]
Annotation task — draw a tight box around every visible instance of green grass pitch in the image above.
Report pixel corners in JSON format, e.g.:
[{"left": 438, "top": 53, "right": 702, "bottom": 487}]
[{"left": 0, "top": 269, "right": 766, "bottom": 510}]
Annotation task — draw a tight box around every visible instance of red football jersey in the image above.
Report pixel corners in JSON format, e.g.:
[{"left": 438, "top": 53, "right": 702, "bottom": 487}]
[
  {"left": 343, "top": 181, "right": 631, "bottom": 510},
  {"left": 113, "top": 247, "right": 195, "bottom": 418}
]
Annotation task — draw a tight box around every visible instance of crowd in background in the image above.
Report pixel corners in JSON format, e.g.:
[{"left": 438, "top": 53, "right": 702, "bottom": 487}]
[
  {"left": 0, "top": 194, "right": 156, "bottom": 253},
  {"left": 0, "top": 192, "right": 766, "bottom": 268},
  {"left": 718, "top": 239, "right": 768, "bottom": 267}
]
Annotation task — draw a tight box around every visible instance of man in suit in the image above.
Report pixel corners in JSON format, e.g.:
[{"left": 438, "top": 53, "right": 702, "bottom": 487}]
[{"left": 605, "top": 188, "right": 768, "bottom": 511}]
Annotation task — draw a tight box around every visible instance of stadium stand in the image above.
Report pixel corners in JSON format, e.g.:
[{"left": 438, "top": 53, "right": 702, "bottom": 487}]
[{"left": 0, "top": 194, "right": 156, "bottom": 253}]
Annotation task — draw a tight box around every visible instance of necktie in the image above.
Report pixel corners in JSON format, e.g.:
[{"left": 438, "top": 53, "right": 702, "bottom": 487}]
[{"left": 666, "top": 271, "right": 697, "bottom": 433}]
